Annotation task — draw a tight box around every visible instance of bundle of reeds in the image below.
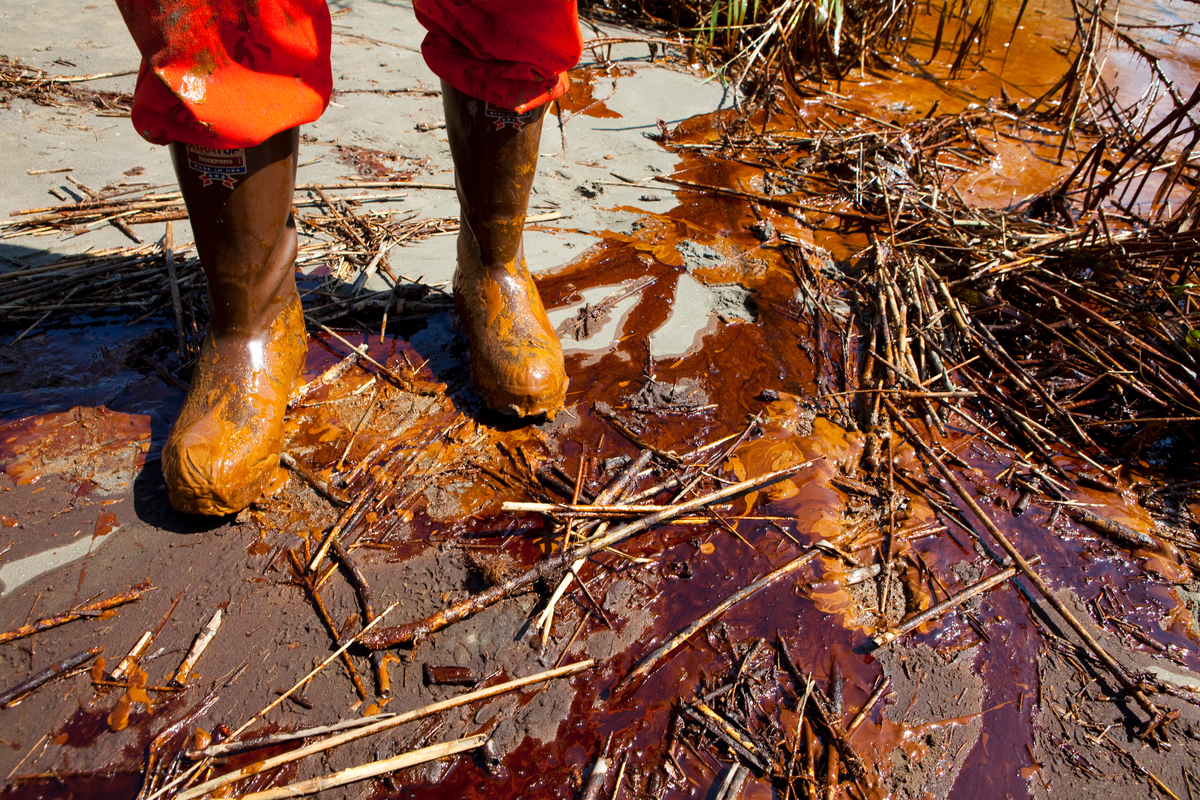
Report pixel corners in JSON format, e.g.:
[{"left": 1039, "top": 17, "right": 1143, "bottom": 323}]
[{"left": 0, "top": 55, "right": 133, "bottom": 114}]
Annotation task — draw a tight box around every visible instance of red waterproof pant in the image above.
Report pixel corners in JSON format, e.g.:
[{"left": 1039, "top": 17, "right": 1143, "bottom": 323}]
[{"left": 115, "top": 0, "right": 581, "bottom": 148}]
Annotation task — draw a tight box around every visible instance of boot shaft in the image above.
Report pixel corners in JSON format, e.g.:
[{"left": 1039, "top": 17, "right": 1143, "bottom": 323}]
[
  {"left": 169, "top": 127, "right": 300, "bottom": 337},
  {"left": 442, "top": 83, "right": 546, "bottom": 270}
]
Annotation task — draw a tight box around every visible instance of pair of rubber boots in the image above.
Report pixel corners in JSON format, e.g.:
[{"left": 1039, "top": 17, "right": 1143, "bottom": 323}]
[{"left": 162, "top": 85, "right": 567, "bottom": 515}]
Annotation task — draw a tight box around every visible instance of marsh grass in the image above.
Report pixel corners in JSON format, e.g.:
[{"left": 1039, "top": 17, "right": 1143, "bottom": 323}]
[{"left": 581, "top": 0, "right": 985, "bottom": 93}]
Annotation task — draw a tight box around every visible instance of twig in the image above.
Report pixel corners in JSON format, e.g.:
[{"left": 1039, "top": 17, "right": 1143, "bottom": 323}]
[
  {"left": 308, "top": 483, "right": 375, "bottom": 574},
  {"left": 163, "top": 222, "right": 186, "bottom": 353},
  {"left": 188, "top": 713, "right": 400, "bottom": 759},
  {"left": 0, "top": 647, "right": 102, "bottom": 707},
  {"left": 0, "top": 582, "right": 152, "bottom": 644},
  {"left": 110, "top": 631, "right": 154, "bottom": 681},
  {"left": 92, "top": 679, "right": 181, "bottom": 693},
  {"left": 623, "top": 535, "right": 835, "bottom": 687},
  {"left": 792, "top": 667, "right": 870, "bottom": 789},
  {"left": 714, "top": 764, "right": 750, "bottom": 800},
  {"left": 503, "top": 501, "right": 709, "bottom": 517},
  {"left": 871, "top": 558, "right": 1039, "bottom": 648},
  {"left": 687, "top": 701, "right": 768, "bottom": 772},
  {"left": 1061, "top": 505, "right": 1169, "bottom": 553},
  {"left": 291, "top": 344, "right": 367, "bottom": 403},
  {"left": 286, "top": 549, "right": 368, "bottom": 701},
  {"left": 308, "top": 318, "right": 446, "bottom": 397},
  {"left": 170, "top": 609, "right": 223, "bottom": 686},
  {"left": 845, "top": 677, "right": 891, "bottom": 736},
  {"left": 280, "top": 453, "right": 349, "bottom": 507},
  {"left": 336, "top": 385, "right": 381, "bottom": 471},
  {"left": 332, "top": 539, "right": 390, "bottom": 698},
  {"left": 580, "top": 734, "right": 613, "bottom": 800},
  {"left": 532, "top": 448, "right": 655, "bottom": 642}
]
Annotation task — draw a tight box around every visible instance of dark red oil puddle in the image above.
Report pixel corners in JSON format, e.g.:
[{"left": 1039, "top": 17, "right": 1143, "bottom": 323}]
[
  {"left": 56, "top": 706, "right": 113, "bottom": 749},
  {"left": 949, "top": 587, "right": 1039, "bottom": 796}
]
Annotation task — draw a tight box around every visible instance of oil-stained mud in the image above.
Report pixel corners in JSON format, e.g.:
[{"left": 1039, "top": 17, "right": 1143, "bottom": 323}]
[{"left": 3, "top": 1, "right": 1200, "bottom": 799}]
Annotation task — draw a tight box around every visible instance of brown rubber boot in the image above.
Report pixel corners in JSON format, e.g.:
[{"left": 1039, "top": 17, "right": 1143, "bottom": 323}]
[
  {"left": 162, "top": 128, "right": 307, "bottom": 515},
  {"left": 443, "top": 82, "right": 568, "bottom": 418}
]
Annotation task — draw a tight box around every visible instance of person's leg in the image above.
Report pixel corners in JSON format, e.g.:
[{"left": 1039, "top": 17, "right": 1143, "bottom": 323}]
[
  {"left": 162, "top": 130, "right": 306, "bottom": 515},
  {"left": 113, "top": 0, "right": 331, "bottom": 513},
  {"left": 443, "top": 85, "right": 567, "bottom": 417},
  {"left": 415, "top": 0, "right": 582, "bottom": 417}
]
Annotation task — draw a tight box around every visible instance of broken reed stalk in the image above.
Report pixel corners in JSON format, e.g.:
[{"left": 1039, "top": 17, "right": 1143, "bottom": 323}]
[
  {"left": 290, "top": 344, "right": 367, "bottom": 405},
  {"left": 110, "top": 631, "right": 154, "bottom": 681},
  {"left": 0, "top": 647, "right": 102, "bottom": 707},
  {"left": 173, "top": 660, "right": 593, "bottom": 800},
  {"left": 885, "top": 401, "right": 1177, "bottom": 742},
  {"left": 0, "top": 582, "right": 152, "bottom": 644},
  {"left": 286, "top": 549, "right": 368, "bottom": 701},
  {"left": 715, "top": 764, "right": 750, "bottom": 800},
  {"left": 814, "top": 679, "right": 867, "bottom": 791},
  {"left": 163, "top": 221, "right": 186, "bottom": 353},
  {"left": 331, "top": 539, "right": 390, "bottom": 698},
  {"left": 536, "top": 449, "right": 655, "bottom": 644},
  {"left": 580, "top": 735, "right": 613, "bottom": 800},
  {"left": 686, "top": 702, "right": 769, "bottom": 772},
  {"left": 308, "top": 484, "right": 375, "bottom": 574},
  {"left": 170, "top": 608, "right": 223, "bottom": 687},
  {"left": 776, "top": 646, "right": 871, "bottom": 789},
  {"left": 336, "top": 384, "right": 382, "bottom": 471},
  {"left": 1060, "top": 504, "right": 1175, "bottom": 555},
  {"left": 623, "top": 536, "right": 840, "bottom": 687},
  {"left": 280, "top": 453, "right": 349, "bottom": 507},
  {"left": 308, "top": 319, "right": 446, "bottom": 398},
  {"left": 360, "top": 461, "right": 819, "bottom": 650},
  {"left": 503, "top": 501, "right": 697, "bottom": 517},
  {"left": 845, "top": 677, "right": 891, "bottom": 736},
  {"left": 870, "top": 557, "right": 1040, "bottom": 648},
  {"left": 92, "top": 679, "right": 180, "bottom": 693},
  {"left": 189, "top": 713, "right": 400, "bottom": 759},
  {"left": 237, "top": 735, "right": 486, "bottom": 800}
]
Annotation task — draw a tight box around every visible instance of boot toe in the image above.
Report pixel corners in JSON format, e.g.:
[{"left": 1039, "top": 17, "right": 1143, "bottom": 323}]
[
  {"left": 164, "top": 422, "right": 277, "bottom": 516},
  {"left": 475, "top": 345, "right": 568, "bottom": 419},
  {"left": 480, "top": 357, "right": 567, "bottom": 418}
]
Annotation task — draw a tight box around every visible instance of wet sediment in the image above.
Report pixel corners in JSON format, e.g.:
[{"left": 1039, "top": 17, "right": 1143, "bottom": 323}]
[{"left": 3, "top": 3, "right": 1200, "bottom": 799}]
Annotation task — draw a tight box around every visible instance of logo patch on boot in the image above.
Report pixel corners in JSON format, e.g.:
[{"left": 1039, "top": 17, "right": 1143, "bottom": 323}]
[
  {"left": 485, "top": 104, "right": 534, "bottom": 130},
  {"left": 186, "top": 145, "right": 248, "bottom": 188}
]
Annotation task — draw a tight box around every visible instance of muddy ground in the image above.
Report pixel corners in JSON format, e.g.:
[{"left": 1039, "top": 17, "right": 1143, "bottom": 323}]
[{"left": 3, "top": 1, "right": 1200, "bottom": 799}]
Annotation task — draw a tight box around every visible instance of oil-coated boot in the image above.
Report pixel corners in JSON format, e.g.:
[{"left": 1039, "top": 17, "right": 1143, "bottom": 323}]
[
  {"left": 443, "top": 83, "right": 568, "bottom": 418},
  {"left": 163, "top": 128, "right": 306, "bottom": 515}
]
